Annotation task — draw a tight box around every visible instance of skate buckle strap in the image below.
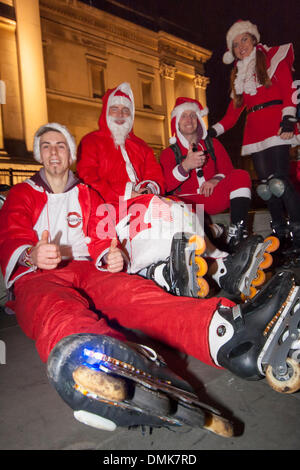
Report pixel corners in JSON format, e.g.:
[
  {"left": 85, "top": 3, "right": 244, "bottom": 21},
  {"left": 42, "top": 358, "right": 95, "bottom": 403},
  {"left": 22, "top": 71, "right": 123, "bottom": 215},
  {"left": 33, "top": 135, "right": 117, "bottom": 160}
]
[{"left": 232, "top": 305, "right": 244, "bottom": 329}]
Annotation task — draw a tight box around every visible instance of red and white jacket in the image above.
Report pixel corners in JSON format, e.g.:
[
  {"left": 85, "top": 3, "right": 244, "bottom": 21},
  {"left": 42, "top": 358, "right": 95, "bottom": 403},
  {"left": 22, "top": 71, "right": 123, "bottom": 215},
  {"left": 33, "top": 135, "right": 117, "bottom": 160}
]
[
  {"left": 160, "top": 138, "right": 234, "bottom": 196},
  {"left": 0, "top": 171, "right": 113, "bottom": 289},
  {"left": 76, "top": 84, "right": 165, "bottom": 203},
  {"left": 212, "top": 44, "right": 299, "bottom": 155}
]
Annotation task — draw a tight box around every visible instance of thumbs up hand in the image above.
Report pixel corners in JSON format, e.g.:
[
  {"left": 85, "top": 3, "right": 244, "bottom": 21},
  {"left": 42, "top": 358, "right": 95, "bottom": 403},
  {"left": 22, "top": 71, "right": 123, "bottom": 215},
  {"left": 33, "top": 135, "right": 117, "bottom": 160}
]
[
  {"left": 106, "top": 238, "right": 124, "bottom": 273},
  {"left": 30, "top": 230, "right": 62, "bottom": 270}
]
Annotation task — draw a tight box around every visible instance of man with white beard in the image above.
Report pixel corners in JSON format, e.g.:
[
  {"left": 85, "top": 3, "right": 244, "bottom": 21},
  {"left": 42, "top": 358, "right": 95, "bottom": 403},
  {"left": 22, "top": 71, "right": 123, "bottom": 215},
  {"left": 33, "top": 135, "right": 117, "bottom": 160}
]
[{"left": 77, "top": 82, "right": 165, "bottom": 203}]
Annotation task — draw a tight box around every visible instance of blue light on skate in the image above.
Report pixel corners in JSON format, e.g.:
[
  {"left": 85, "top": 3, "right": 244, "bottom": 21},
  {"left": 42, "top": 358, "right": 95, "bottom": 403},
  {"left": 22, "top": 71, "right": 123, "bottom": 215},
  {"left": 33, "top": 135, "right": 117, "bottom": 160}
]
[{"left": 82, "top": 347, "right": 114, "bottom": 372}]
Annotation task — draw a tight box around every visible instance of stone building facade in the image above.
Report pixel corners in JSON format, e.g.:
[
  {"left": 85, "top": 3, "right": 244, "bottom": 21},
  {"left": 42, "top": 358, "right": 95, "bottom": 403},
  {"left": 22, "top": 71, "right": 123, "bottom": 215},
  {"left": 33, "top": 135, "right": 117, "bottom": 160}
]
[{"left": 0, "top": 0, "right": 211, "bottom": 183}]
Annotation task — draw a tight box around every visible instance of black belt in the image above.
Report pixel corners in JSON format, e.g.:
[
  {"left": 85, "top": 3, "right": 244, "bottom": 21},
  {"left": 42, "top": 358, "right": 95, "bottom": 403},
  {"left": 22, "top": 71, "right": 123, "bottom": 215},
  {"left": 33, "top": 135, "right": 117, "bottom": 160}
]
[{"left": 248, "top": 100, "right": 283, "bottom": 113}]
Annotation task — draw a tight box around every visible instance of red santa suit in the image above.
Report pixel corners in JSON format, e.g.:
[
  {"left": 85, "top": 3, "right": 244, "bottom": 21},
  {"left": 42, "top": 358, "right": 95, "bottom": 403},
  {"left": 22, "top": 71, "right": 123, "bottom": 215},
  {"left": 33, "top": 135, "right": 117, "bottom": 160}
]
[
  {"left": 160, "top": 97, "right": 251, "bottom": 216},
  {"left": 0, "top": 170, "right": 234, "bottom": 364},
  {"left": 76, "top": 82, "right": 165, "bottom": 203},
  {"left": 213, "top": 44, "right": 299, "bottom": 155}
]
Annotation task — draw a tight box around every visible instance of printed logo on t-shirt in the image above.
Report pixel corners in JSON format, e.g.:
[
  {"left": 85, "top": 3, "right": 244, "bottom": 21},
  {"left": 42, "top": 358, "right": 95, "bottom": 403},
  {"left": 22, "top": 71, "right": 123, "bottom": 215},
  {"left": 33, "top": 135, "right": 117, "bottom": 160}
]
[{"left": 67, "top": 211, "right": 82, "bottom": 228}]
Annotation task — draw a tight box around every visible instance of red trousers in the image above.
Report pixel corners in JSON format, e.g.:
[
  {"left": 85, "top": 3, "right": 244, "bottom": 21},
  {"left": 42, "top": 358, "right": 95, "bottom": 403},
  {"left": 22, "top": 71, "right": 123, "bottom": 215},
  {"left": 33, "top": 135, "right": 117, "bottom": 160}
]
[
  {"left": 13, "top": 261, "right": 235, "bottom": 363},
  {"left": 179, "top": 169, "right": 251, "bottom": 215}
]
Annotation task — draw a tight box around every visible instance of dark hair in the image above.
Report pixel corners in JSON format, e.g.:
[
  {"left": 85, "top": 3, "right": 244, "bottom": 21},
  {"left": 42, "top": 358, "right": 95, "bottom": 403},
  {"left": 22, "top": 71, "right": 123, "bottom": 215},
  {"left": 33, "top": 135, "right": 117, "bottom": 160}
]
[{"left": 230, "top": 35, "right": 271, "bottom": 108}]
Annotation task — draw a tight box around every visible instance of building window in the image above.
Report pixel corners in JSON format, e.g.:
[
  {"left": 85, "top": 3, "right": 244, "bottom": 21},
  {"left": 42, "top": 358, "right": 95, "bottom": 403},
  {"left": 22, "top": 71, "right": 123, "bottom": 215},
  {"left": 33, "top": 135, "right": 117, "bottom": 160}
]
[
  {"left": 87, "top": 56, "right": 106, "bottom": 99},
  {"left": 141, "top": 80, "right": 153, "bottom": 109}
]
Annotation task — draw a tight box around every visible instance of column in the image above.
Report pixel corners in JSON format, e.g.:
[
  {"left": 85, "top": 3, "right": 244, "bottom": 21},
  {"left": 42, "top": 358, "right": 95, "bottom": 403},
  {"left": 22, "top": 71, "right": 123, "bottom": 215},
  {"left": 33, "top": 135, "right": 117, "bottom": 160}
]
[
  {"left": 0, "top": 80, "right": 5, "bottom": 150},
  {"left": 14, "top": 0, "right": 48, "bottom": 152},
  {"left": 159, "top": 62, "right": 176, "bottom": 144},
  {"left": 194, "top": 74, "right": 210, "bottom": 127}
]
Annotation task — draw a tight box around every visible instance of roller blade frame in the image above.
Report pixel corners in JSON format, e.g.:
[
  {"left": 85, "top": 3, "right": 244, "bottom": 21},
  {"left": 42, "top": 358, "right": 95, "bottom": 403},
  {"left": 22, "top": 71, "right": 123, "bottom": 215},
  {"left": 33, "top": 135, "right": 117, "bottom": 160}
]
[
  {"left": 221, "top": 235, "right": 277, "bottom": 298},
  {"left": 258, "top": 284, "right": 300, "bottom": 393},
  {"left": 170, "top": 232, "right": 208, "bottom": 298}
]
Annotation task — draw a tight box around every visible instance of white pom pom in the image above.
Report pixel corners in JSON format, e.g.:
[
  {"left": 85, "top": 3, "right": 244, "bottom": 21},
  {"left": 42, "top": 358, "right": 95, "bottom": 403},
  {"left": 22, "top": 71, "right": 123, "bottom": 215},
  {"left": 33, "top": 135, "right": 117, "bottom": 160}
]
[
  {"left": 223, "top": 51, "right": 234, "bottom": 64},
  {"left": 169, "top": 136, "right": 177, "bottom": 144}
]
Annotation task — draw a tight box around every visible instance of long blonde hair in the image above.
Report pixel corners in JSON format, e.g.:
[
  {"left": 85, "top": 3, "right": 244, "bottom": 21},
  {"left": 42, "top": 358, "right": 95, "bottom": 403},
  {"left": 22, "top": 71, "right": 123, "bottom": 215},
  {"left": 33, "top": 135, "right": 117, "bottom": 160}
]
[{"left": 230, "top": 36, "right": 272, "bottom": 108}]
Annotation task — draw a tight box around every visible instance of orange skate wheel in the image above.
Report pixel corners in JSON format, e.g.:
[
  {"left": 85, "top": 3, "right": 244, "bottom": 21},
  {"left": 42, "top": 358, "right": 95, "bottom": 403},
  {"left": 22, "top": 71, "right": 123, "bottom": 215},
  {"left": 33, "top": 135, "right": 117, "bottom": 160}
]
[
  {"left": 264, "top": 236, "right": 280, "bottom": 253},
  {"left": 241, "top": 286, "right": 257, "bottom": 302},
  {"left": 194, "top": 255, "right": 208, "bottom": 277},
  {"left": 197, "top": 277, "right": 210, "bottom": 298},
  {"left": 251, "top": 269, "right": 266, "bottom": 287},
  {"left": 259, "top": 252, "right": 273, "bottom": 269},
  {"left": 188, "top": 235, "right": 206, "bottom": 255}
]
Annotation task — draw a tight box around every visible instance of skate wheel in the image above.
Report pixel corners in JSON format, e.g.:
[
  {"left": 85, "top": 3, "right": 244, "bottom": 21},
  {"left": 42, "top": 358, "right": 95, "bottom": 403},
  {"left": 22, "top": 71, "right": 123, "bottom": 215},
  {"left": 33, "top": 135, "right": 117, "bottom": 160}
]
[
  {"left": 188, "top": 235, "right": 206, "bottom": 255},
  {"left": 194, "top": 255, "right": 208, "bottom": 277},
  {"left": 251, "top": 269, "right": 266, "bottom": 287},
  {"left": 73, "top": 366, "right": 127, "bottom": 401},
  {"left": 265, "top": 358, "right": 300, "bottom": 394},
  {"left": 264, "top": 236, "right": 280, "bottom": 253},
  {"left": 197, "top": 277, "right": 210, "bottom": 298},
  {"left": 241, "top": 286, "right": 257, "bottom": 302},
  {"left": 259, "top": 252, "right": 273, "bottom": 270},
  {"left": 204, "top": 412, "right": 234, "bottom": 438}
]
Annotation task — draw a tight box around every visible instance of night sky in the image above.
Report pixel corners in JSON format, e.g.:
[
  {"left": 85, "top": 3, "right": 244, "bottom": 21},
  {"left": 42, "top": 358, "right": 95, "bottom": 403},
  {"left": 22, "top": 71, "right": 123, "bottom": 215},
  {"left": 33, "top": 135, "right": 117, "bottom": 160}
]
[{"left": 80, "top": 0, "right": 299, "bottom": 162}]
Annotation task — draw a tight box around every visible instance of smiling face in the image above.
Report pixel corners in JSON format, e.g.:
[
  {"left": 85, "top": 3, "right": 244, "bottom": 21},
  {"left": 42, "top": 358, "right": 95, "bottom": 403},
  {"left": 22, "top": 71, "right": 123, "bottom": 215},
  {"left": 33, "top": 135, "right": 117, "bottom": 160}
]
[
  {"left": 178, "top": 110, "right": 198, "bottom": 138},
  {"left": 39, "top": 130, "right": 71, "bottom": 179},
  {"left": 232, "top": 33, "right": 256, "bottom": 60},
  {"left": 108, "top": 104, "right": 131, "bottom": 125}
]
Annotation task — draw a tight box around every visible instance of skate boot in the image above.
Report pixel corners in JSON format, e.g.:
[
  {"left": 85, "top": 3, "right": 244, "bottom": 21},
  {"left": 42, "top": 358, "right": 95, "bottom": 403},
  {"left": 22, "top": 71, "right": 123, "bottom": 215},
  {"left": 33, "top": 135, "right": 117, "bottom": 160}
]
[
  {"left": 146, "top": 232, "right": 209, "bottom": 298},
  {"left": 47, "top": 333, "right": 234, "bottom": 437},
  {"left": 214, "top": 234, "right": 279, "bottom": 299},
  {"left": 226, "top": 221, "right": 248, "bottom": 253},
  {"left": 210, "top": 271, "right": 300, "bottom": 393},
  {"left": 270, "top": 221, "right": 291, "bottom": 256}
]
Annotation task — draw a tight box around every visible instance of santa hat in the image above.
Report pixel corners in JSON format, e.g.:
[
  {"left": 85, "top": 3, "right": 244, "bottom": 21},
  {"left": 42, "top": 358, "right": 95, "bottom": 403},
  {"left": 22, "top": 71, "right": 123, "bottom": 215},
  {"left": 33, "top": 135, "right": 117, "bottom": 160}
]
[
  {"left": 33, "top": 122, "right": 77, "bottom": 163},
  {"left": 169, "top": 97, "right": 208, "bottom": 147},
  {"left": 106, "top": 82, "right": 135, "bottom": 118},
  {"left": 223, "top": 20, "right": 260, "bottom": 64}
]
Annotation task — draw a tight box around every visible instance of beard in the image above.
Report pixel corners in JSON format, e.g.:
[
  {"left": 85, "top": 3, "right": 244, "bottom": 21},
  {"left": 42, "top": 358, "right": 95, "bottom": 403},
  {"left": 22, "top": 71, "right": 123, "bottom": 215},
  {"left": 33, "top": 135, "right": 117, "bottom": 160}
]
[{"left": 107, "top": 116, "right": 133, "bottom": 147}]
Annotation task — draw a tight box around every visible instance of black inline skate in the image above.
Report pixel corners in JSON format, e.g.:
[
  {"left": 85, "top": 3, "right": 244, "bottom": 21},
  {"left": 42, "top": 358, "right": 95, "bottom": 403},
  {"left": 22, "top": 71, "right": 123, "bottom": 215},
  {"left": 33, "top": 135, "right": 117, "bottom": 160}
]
[{"left": 47, "top": 333, "right": 233, "bottom": 436}]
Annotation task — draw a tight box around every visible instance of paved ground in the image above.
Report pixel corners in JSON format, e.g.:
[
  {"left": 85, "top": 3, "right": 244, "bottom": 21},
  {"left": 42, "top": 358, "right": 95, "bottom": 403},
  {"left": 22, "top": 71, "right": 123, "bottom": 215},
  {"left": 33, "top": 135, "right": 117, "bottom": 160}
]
[
  {"left": 1, "top": 209, "right": 300, "bottom": 453},
  {"left": 1, "top": 310, "right": 300, "bottom": 452}
]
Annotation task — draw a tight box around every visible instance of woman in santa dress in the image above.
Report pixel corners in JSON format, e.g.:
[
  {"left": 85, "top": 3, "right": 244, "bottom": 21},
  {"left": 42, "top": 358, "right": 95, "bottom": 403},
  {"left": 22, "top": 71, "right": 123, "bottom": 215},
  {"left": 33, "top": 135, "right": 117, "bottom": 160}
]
[{"left": 209, "top": 20, "right": 300, "bottom": 258}]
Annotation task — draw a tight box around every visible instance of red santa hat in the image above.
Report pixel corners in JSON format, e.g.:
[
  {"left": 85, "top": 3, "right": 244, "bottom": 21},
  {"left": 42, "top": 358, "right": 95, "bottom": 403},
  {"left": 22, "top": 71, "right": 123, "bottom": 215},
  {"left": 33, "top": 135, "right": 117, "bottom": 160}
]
[
  {"left": 223, "top": 20, "right": 260, "bottom": 64},
  {"left": 106, "top": 82, "right": 135, "bottom": 118},
  {"left": 169, "top": 97, "right": 208, "bottom": 147},
  {"left": 33, "top": 122, "right": 77, "bottom": 163}
]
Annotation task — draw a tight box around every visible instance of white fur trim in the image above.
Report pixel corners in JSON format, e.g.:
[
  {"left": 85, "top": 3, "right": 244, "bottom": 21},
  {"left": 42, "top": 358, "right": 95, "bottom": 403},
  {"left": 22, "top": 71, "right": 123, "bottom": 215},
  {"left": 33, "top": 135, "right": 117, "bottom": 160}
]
[
  {"left": 171, "top": 102, "right": 208, "bottom": 119},
  {"left": 230, "top": 187, "right": 251, "bottom": 199},
  {"left": 282, "top": 106, "right": 297, "bottom": 117},
  {"left": 212, "top": 123, "right": 225, "bottom": 136},
  {"left": 223, "top": 50, "right": 235, "bottom": 65},
  {"left": 241, "top": 135, "right": 298, "bottom": 155},
  {"left": 33, "top": 122, "right": 77, "bottom": 163},
  {"left": 169, "top": 136, "right": 177, "bottom": 144},
  {"left": 172, "top": 164, "right": 189, "bottom": 182}
]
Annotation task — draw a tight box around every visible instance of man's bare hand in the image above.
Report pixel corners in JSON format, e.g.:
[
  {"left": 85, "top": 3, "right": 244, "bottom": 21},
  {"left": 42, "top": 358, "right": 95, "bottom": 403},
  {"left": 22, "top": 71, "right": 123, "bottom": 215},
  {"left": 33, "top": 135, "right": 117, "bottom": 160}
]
[
  {"left": 30, "top": 230, "right": 62, "bottom": 270},
  {"left": 199, "top": 178, "right": 220, "bottom": 197},
  {"left": 181, "top": 144, "right": 206, "bottom": 172},
  {"left": 106, "top": 238, "right": 124, "bottom": 273}
]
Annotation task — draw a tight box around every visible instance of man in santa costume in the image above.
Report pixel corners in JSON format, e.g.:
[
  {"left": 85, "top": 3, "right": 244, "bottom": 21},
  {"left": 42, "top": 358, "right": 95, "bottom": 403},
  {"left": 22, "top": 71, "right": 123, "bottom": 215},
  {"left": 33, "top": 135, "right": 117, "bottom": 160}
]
[
  {"left": 159, "top": 97, "right": 252, "bottom": 251},
  {"left": 1, "top": 122, "right": 299, "bottom": 433},
  {"left": 208, "top": 20, "right": 300, "bottom": 261},
  {"left": 76, "top": 82, "right": 165, "bottom": 203}
]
